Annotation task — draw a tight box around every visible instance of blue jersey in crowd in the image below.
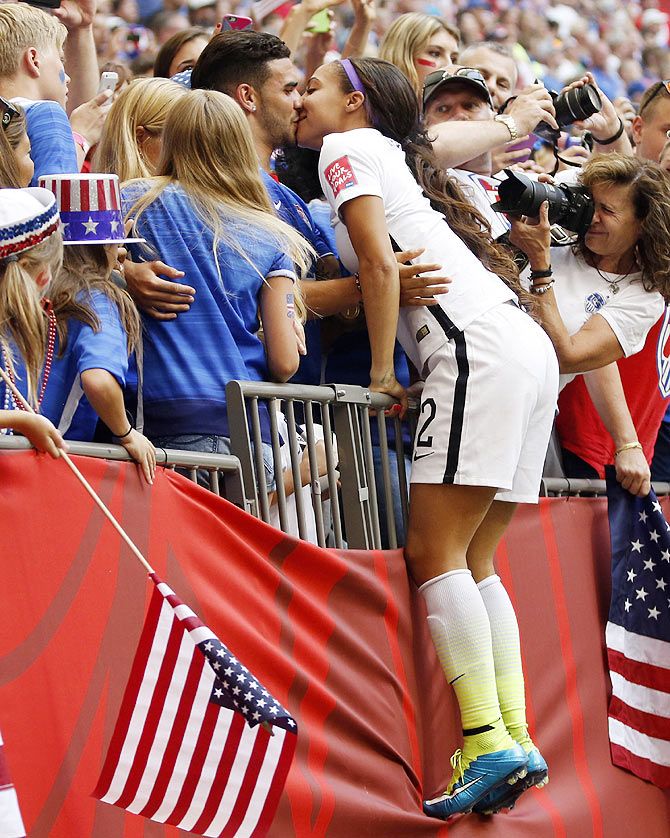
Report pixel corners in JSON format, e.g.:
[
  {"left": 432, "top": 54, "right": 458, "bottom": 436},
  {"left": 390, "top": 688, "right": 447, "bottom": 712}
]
[
  {"left": 40, "top": 290, "right": 129, "bottom": 440},
  {"left": 260, "top": 170, "right": 333, "bottom": 261},
  {"left": 13, "top": 98, "right": 78, "bottom": 187},
  {"left": 122, "top": 181, "right": 296, "bottom": 439}
]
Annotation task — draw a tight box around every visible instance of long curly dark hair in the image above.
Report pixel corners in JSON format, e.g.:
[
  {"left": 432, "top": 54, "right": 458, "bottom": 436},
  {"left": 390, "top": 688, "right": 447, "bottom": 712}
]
[
  {"left": 577, "top": 154, "right": 670, "bottom": 301},
  {"left": 336, "top": 57, "right": 533, "bottom": 312}
]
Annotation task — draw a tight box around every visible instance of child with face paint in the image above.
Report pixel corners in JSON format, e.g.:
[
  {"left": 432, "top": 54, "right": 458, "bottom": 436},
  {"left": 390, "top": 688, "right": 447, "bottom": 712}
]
[{"left": 0, "top": 5, "right": 77, "bottom": 186}]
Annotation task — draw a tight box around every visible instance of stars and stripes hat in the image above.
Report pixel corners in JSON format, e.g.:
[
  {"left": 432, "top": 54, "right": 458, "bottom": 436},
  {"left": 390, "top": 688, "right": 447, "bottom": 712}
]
[
  {"left": 38, "top": 173, "right": 145, "bottom": 246},
  {"left": 0, "top": 187, "right": 60, "bottom": 261}
]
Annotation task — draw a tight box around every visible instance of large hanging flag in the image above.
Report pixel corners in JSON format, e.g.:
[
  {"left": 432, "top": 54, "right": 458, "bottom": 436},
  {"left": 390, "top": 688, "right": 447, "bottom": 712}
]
[
  {"left": 0, "top": 729, "right": 26, "bottom": 838},
  {"left": 93, "top": 574, "right": 297, "bottom": 837},
  {"left": 606, "top": 470, "right": 670, "bottom": 788}
]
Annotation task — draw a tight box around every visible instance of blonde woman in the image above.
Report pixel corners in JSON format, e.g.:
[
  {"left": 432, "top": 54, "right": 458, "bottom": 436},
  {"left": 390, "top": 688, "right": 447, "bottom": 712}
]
[
  {"left": 0, "top": 187, "right": 65, "bottom": 457},
  {"left": 122, "top": 90, "right": 312, "bottom": 472},
  {"left": 94, "top": 77, "right": 188, "bottom": 182},
  {"left": 379, "top": 13, "right": 460, "bottom": 97},
  {"left": 0, "top": 100, "right": 33, "bottom": 188}
]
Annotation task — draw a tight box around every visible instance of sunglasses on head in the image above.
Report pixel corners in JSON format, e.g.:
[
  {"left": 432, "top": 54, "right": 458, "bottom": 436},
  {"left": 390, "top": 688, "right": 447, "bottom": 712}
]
[
  {"left": 425, "top": 66, "right": 486, "bottom": 86},
  {"left": 0, "top": 97, "right": 19, "bottom": 131},
  {"left": 640, "top": 80, "right": 670, "bottom": 116}
]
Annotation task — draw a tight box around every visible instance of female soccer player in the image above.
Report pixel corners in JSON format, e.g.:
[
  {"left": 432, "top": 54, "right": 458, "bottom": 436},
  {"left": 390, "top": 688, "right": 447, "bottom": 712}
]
[{"left": 296, "top": 56, "right": 559, "bottom": 818}]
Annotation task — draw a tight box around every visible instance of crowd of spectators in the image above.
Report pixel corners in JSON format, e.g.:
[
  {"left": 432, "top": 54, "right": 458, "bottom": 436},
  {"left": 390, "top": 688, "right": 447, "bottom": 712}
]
[{"left": 4, "top": 0, "right": 670, "bottom": 821}]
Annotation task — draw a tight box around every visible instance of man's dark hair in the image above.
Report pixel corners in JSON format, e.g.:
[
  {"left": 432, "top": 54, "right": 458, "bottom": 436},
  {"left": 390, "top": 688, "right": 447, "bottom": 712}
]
[{"left": 191, "top": 31, "right": 291, "bottom": 95}]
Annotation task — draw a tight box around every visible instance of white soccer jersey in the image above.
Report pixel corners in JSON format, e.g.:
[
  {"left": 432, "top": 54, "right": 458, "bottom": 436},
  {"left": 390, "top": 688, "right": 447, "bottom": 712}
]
[
  {"left": 319, "top": 128, "right": 515, "bottom": 372},
  {"left": 546, "top": 247, "right": 665, "bottom": 389}
]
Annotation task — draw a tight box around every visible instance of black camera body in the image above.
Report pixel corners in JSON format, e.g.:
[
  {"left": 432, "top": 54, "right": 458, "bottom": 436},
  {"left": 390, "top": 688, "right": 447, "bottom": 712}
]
[
  {"left": 534, "top": 83, "right": 602, "bottom": 142},
  {"left": 492, "top": 170, "right": 594, "bottom": 236}
]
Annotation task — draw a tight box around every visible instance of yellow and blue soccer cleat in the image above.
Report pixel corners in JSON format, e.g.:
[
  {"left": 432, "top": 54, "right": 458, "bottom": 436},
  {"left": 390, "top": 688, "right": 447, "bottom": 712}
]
[
  {"left": 423, "top": 745, "right": 529, "bottom": 820},
  {"left": 473, "top": 747, "right": 549, "bottom": 815}
]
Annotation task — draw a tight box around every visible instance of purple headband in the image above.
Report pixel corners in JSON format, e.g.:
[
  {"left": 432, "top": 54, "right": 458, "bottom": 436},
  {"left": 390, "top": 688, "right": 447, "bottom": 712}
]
[
  {"left": 340, "top": 58, "right": 377, "bottom": 126},
  {"left": 340, "top": 58, "right": 366, "bottom": 95}
]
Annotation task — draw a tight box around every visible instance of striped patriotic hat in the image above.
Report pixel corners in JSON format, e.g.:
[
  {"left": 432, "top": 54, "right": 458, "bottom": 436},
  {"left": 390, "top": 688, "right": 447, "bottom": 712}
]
[
  {"left": 0, "top": 187, "right": 60, "bottom": 261},
  {"left": 38, "top": 173, "right": 144, "bottom": 246}
]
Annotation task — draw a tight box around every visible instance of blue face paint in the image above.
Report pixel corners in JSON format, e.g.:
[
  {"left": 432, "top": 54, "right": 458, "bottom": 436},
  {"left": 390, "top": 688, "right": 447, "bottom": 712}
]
[{"left": 59, "top": 69, "right": 66, "bottom": 84}]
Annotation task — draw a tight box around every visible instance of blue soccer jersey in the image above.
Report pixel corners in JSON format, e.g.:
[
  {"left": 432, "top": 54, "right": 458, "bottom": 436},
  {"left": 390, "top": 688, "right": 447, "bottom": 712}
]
[
  {"left": 122, "top": 181, "right": 296, "bottom": 439},
  {"left": 40, "top": 290, "right": 129, "bottom": 440}
]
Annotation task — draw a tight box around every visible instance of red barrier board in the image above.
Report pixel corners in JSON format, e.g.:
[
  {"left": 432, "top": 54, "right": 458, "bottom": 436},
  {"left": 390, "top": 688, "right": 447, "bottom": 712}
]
[{"left": 0, "top": 451, "right": 669, "bottom": 837}]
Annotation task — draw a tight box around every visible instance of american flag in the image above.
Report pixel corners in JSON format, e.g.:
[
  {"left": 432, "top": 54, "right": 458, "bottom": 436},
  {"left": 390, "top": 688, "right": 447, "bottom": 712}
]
[
  {"left": 93, "top": 574, "right": 297, "bottom": 836},
  {"left": 606, "top": 471, "right": 670, "bottom": 788},
  {"left": 0, "top": 729, "right": 26, "bottom": 838}
]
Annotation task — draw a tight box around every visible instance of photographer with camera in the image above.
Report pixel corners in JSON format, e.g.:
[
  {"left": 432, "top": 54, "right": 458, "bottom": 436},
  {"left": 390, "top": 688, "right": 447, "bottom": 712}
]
[
  {"left": 507, "top": 154, "right": 670, "bottom": 496},
  {"left": 429, "top": 70, "right": 631, "bottom": 173}
]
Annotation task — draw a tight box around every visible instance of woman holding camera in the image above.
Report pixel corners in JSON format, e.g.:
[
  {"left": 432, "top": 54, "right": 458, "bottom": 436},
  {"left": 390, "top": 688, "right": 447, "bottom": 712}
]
[
  {"left": 509, "top": 154, "right": 669, "bottom": 496},
  {"left": 297, "top": 56, "right": 558, "bottom": 819}
]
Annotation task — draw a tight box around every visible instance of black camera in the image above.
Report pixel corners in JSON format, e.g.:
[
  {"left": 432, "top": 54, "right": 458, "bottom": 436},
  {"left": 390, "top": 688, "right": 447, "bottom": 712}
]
[
  {"left": 492, "top": 170, "right": 594, "bottom": 235},
  {"left": 534, "top": 83, "right": 602, "bottom": 142}
]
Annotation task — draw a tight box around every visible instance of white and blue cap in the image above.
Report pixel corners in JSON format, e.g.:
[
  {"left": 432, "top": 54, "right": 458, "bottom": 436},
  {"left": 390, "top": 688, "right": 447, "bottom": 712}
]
[
  {"left": 0, "top": 187, "right": 60, "bottom": 262},
  {"left": 38, "top": 173, "right": 144, "bottom": 246}
]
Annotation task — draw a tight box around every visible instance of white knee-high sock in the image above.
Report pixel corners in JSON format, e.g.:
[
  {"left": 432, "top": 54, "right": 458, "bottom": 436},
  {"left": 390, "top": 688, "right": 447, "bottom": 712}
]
[
  {"left": 420, "top": 569, "right": 512, "bottom": 757},
  {"left": 477, "top": 574, "right": 531, "bottom": 749}
]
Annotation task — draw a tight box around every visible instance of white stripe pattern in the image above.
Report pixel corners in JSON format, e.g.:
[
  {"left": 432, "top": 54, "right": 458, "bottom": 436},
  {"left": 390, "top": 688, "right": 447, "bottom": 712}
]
[
  {"left": 100, "top": 603, "right": 174, "bottom": 804},
  {"left": 610, "top": 671, "right": 670, "bottom": 718},
  {"left": 608, "top": 717, "right": 670, "bottom": 766},
  {"left": 606, "top": 622, "right": 670, "bottom": 669}
]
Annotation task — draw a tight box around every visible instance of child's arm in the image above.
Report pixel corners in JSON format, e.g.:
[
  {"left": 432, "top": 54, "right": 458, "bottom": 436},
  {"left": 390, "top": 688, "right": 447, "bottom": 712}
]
[
  {"left": 0, "top": 411, "right": 65, "bottom": 458},
  {"left": 259, "top": 276, "right": 302, "bottom": 383},
  {"left": 80, "top": 369, "right": 156, "bottom": 485}
]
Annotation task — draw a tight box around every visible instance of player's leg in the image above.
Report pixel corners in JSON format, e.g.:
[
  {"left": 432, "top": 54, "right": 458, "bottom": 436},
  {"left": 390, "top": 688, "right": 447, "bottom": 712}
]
[
  {"left": 467, "top": 500, "right": 532, "bottom": 750},
  {"left": 406, "top": 484, "right": 527, "bottom": 818}
]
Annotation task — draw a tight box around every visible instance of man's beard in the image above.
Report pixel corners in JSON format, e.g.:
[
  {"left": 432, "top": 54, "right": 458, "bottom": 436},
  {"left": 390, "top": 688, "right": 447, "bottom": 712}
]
[{"left": 261, "top": 110, "right": 298, "bottom": 149}]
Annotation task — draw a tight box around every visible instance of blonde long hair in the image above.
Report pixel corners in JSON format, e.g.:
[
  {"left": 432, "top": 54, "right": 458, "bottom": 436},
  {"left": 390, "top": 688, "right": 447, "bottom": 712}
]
[
  {"left": 94, "top": 78, "right": 188, "bottom": 182},
  {"left": 0, "top": 232, "right": 63, "bottom": 404},
  {"left": 379, "top": 13, "right": 458, "bottom": 96},
  {"left": 126, "top": 89, "right": 313, "bottom": 290},
  {"left": 50, "top": 245, "right": 141, "bottom": 356},
  {"left": 0, "top": 105, "right": 27, "bottom": 188}
]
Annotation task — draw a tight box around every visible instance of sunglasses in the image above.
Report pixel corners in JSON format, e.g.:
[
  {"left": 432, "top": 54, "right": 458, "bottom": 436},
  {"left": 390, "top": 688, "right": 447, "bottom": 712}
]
[
  {"left": 0, "top": 97, "right": 19, "bottom": 131},
  {"left": 640, "top": 80, "right": 670, "bottom": 116},
  {"left": 425, "top": 66, "right": 487, "bottom": 87}
]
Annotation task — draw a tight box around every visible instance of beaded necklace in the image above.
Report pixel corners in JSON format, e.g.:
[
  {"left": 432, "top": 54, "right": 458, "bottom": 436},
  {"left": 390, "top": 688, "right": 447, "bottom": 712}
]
[{"left": 1, "top": 300, "right": 56, "bottom": 420}]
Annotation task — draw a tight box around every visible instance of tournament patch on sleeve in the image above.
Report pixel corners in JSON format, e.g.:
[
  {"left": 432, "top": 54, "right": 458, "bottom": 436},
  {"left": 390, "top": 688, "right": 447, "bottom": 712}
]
[{"left": 325, "top": 155, "right": 358, "bottom": 198}]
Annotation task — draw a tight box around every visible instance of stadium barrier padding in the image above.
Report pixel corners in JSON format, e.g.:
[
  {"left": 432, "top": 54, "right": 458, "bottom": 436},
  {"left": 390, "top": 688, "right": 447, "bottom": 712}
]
[{"left": 0, "top": 450, "right": 669, "bottom": 837}]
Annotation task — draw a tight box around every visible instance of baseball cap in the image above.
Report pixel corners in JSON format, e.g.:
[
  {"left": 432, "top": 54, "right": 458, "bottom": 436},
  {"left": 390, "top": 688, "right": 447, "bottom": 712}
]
[{"left": 423, "top": 66, "right": 494, "bottom": 109}]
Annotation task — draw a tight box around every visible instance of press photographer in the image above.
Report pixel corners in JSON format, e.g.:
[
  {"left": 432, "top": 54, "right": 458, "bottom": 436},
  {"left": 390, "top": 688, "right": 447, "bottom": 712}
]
[
  {"left": 505, "top": 154, "right": 670, "bottom": 495},
  {"left": 429, "top": 71, "right": 631, "bottom": 172}
]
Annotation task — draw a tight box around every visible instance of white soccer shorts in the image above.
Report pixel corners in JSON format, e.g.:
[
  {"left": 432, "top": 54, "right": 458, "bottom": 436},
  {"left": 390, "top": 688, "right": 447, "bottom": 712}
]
[{"left": 410, "top": 301, "right": 559, "bottom": 503}]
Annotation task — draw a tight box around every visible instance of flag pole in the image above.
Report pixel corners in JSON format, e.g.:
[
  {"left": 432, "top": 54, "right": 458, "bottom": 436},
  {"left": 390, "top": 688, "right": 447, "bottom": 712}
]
[{"left": 0, "top": 367, "right": 155, "bottom": 575}]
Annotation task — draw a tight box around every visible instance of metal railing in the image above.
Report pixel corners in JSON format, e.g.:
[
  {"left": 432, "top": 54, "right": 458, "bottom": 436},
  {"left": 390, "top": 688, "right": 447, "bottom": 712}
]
[
  {"left": 226, "top": 381, "right": 410, "bottom": 549},
  {"left": 6, "top": 394, "right": 669, "bottom": 549},
  {"left": 541, "top": 477, "right": 670, "bottom": 497},
  {"left": 0, "top": 437, "right": 247, "bottom": 507}
]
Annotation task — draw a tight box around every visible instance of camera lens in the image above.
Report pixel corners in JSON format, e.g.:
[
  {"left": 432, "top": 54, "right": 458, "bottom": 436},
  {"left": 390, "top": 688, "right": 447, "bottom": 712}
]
[
  {"left": 554, "top": 83, "right": 601, "bottom": 127},
  {"left": 494, "top": 172, "right": 555, "bottom": 218},
  {"left": 492, "top": 170, "right": 594, "bottom": 235}
]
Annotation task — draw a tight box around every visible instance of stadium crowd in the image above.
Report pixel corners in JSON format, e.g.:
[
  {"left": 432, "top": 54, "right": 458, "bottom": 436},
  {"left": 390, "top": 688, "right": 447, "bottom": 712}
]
[{"left": 2, "top": 0, "right": 670, "bottom": 823}]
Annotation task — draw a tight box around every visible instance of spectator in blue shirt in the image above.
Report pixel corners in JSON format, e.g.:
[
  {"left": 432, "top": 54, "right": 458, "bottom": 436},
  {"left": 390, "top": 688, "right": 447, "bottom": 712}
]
[
  {"left": 0, "top": 4, "right": 78, "bottom": 186},
  {"left": 122, "top": 89, "right": 311, "bottom": 461}
]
